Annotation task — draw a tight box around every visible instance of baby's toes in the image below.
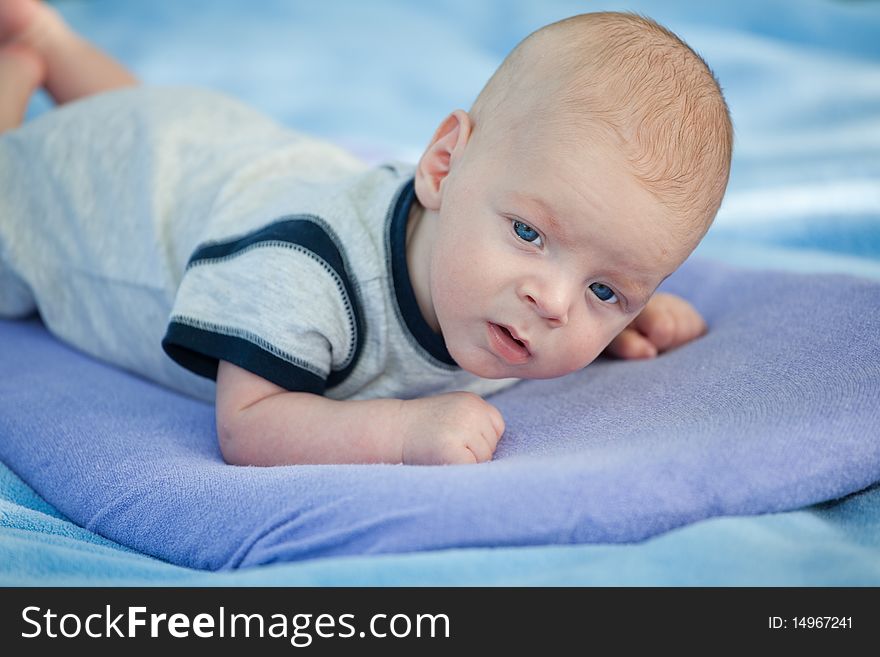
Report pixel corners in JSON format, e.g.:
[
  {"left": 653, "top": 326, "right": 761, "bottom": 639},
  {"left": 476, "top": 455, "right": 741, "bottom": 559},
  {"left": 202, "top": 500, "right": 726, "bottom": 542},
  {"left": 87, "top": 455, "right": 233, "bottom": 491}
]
[{"left": 0, "top": 0, "right": 40, "bottom": 44}]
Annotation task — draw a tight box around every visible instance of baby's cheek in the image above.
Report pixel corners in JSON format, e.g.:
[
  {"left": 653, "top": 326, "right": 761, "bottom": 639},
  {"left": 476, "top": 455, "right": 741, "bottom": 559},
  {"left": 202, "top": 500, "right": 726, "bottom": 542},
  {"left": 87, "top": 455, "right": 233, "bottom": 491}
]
[{"left": 548, "top": 342, "right": 602, "bottom": 377}]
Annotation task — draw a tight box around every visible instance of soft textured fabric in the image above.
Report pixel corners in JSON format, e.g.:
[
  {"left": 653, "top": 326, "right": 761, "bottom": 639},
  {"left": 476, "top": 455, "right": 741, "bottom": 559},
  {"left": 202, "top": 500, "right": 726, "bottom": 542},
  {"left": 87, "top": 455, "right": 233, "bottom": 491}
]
[
  {"left": 0, "top": 87, "right": 514, "bottom": 402},
  {"left": 1, "top": 256, "right": 878, "bottom": 569},
  {"left": 3, "top": 458, "right": 879, "bottom": 585}
]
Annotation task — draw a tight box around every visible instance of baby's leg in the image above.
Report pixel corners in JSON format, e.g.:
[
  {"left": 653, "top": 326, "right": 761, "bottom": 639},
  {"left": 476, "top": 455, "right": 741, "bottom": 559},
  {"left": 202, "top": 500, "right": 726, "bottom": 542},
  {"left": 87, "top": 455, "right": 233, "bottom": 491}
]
[
  {"left": 0, "top": 42, "right": 43, "bottom": 132},
  {"left": 0, "top": 0, "right": 137, "bottom": 106}
]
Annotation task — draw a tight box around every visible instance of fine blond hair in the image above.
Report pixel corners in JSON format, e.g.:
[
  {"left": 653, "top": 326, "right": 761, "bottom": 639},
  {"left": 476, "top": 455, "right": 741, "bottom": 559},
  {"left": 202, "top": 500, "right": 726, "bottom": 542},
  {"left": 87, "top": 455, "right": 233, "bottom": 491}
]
[{"left": 470, "top": 12, "right": 733, "bottom": 234}]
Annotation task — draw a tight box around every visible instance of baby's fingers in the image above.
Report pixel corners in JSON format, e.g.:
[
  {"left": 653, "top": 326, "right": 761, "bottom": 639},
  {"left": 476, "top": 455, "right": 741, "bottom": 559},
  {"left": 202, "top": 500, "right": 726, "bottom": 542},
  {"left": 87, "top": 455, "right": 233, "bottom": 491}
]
[
  {"left": 485, "top": 402, "right": 505, "bottom": 439},
  {"left": 632, "top": 294, "right": 706, "bottom": 351},
  {"left": 466, "top": 434, "right": 494, "bottom": 463},
  {"left": 469, "top": 419, "right": 505, "bottom": 463},
  {"left": 631, "top": 303, "right": 677, "bottom": 350},
  {"left": 606, "top": 327, "right": 657, "bottom": 359}
]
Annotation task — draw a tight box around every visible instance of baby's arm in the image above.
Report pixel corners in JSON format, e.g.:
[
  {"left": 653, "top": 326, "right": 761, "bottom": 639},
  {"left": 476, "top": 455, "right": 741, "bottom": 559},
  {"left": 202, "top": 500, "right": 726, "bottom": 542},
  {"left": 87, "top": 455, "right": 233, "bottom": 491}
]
[
  {"left": 605, "top": 292, "right": 707, "bottom": 359},
  {"left": 215, "top": 361, "right": 504, "bottom": 466}
]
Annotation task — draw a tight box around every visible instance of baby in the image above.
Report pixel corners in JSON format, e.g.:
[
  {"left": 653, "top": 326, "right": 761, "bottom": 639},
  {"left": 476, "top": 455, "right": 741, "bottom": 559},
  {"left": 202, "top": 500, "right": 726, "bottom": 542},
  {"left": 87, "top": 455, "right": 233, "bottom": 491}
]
[{"left": 0, "top": 1, "right": 732, "bottom": 466}]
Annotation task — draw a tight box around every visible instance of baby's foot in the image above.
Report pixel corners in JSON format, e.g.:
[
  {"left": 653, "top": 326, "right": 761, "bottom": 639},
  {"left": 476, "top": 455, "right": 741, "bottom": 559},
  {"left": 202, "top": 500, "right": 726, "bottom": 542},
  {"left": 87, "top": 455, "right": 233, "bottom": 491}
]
[
  {"left": 2, "top": 0, "right": 136, "bottom": 106},
  {"left": 0, "top": 0, "right": 39, "bottom": 42},
  {"left": 0, "top": 0, "right": 62, "bottom": 53}
]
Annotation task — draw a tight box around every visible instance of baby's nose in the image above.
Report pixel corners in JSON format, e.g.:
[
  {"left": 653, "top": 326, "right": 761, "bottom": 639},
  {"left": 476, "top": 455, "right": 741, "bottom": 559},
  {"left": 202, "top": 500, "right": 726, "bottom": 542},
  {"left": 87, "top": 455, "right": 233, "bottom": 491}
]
[{"left": 524, "top": 292, "right": 569, "bottom": 327}]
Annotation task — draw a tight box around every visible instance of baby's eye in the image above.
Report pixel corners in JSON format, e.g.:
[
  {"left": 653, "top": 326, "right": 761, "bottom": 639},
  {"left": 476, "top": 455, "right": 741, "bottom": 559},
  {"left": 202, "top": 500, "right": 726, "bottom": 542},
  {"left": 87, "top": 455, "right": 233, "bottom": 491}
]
[
  {"left": 589, "top": 282, "right": 618, "bottom": 304},
  {"left": 513, "top": 220, "right": 543, "bottom": 247}
]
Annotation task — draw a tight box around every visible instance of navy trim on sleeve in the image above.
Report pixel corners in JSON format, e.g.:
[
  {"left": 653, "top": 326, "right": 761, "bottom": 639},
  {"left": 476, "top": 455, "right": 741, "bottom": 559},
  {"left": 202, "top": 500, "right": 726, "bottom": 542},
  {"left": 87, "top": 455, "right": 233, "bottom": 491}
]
[
  {"left": 163, "top": 320, "right": 326, "bottom": 395},
  {"left": 388, "top": 179, "right": 457, "bottom": 366},
  {"left": 162, "top": 216, "right": 365, "bottom": 393}
]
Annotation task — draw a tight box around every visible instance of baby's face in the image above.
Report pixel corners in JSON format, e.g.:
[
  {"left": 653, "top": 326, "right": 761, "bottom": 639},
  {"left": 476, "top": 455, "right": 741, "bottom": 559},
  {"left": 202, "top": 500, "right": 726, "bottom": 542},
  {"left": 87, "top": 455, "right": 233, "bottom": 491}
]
[{"left": 428, "top": 128, "right": 696, "bottom": 380}]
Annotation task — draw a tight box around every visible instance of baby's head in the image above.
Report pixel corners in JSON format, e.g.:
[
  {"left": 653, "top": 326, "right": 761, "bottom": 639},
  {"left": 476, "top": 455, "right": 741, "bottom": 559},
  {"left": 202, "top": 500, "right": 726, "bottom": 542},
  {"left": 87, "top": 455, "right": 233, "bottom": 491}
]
[{"left": 410, "top": 12, "right": 733, "bottom": 380}]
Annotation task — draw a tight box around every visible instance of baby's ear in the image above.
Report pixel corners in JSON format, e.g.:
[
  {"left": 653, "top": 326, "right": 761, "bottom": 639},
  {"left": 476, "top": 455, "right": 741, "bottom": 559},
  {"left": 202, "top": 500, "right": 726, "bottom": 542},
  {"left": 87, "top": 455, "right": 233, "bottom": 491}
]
[{"left": 414, "top": 110, "right": 472, "bottom": 211}]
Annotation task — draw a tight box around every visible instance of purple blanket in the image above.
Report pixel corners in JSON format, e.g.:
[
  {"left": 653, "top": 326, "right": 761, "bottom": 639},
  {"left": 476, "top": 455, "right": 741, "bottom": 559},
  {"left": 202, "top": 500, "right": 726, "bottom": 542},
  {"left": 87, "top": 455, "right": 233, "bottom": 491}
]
[{"left": 1, "top": 257, "right": 878, "bottom": 570}]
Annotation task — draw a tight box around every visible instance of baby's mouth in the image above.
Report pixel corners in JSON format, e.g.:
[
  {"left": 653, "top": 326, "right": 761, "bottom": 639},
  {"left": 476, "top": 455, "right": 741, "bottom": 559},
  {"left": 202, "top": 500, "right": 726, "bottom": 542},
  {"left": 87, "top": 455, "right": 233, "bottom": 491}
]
[
  {"left": 487, "top": 323, "right": 531, "bottom": 364},
  {"left": 500, "top": 325, "right": 527, "bottom": 348}
]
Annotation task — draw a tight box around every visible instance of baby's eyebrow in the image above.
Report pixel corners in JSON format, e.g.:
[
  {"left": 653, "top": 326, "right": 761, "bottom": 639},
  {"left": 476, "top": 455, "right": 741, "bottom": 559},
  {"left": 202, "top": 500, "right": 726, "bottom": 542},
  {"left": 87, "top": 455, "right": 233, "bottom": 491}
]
[
  {"left": 515, "top": 193, "right": 566, "bottom": 235},
  {"left": 625, "top": 275, "right": 666, "bottom": 312},
  {"left": 622, "top": 284, "right": 653, "bottom": 312},
  {"left": 596, "top": 265, "right": 656, "bottom": 311}
]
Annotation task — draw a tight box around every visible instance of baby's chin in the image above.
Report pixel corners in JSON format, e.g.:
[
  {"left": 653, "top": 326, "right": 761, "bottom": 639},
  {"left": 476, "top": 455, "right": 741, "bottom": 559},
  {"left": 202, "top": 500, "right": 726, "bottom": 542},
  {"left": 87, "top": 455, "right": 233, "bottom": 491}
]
[
  {"left": 448, "top": 344, "right": 519, "bottom": 379},
  {"left": 453, "top": 347, "right": 586, "bottom": 381}
]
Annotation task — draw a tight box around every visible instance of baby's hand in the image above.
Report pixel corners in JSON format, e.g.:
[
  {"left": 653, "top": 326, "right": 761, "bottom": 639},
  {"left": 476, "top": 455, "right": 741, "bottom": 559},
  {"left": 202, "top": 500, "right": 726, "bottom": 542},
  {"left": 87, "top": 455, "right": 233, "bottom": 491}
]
[
  {"left": 399, "top": 392, "right": 505, "bottom": 465},
  {"left": 605, "top": 292, "right": 707, "bottom": 359}
]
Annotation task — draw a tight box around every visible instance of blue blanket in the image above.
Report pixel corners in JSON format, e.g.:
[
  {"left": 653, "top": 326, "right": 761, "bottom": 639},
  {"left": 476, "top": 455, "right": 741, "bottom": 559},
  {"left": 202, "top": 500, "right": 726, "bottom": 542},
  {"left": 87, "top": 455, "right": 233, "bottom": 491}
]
[
  {"left": 3, "top": 455, "right": 878, "bottom": 584},
  {"left": 2, "top": 0, "right": 879, "bottom": 584},
  {"left": 2, "top": 255, "right": 878, "bottom": 569}
]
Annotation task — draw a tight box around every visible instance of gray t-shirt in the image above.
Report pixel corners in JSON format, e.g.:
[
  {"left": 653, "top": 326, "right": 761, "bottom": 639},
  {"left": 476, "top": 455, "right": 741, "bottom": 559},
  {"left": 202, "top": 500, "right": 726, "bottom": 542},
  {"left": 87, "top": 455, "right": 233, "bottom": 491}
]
[{"left": 0, "top": 86, "right": 517, "bottom": 402}]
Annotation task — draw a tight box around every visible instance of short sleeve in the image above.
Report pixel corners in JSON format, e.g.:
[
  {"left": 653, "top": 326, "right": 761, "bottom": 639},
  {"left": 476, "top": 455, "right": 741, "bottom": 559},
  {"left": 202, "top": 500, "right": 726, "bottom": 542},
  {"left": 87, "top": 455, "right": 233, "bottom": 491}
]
[{"left": 162, "top": 217, "right": 364, "bottom": 395}]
